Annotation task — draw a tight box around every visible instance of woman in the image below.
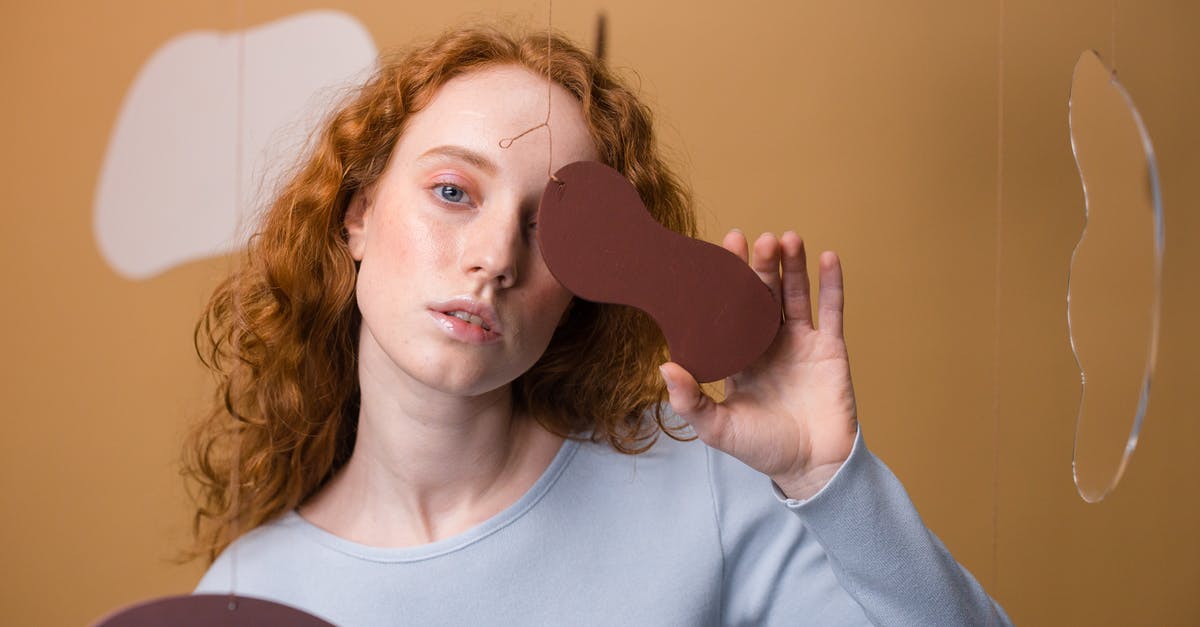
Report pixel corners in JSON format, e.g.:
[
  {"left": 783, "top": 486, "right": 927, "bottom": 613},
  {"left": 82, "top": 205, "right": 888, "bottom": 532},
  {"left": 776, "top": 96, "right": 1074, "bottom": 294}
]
[{"left": 187, "top": 26, "right": 1009, "bottom": 625}]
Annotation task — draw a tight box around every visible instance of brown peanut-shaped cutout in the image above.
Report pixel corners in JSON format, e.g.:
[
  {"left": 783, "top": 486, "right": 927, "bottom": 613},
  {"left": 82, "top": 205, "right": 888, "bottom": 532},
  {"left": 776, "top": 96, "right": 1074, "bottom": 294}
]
[{"left": 538, "top": 161, "right": 781, "bottom": 383}]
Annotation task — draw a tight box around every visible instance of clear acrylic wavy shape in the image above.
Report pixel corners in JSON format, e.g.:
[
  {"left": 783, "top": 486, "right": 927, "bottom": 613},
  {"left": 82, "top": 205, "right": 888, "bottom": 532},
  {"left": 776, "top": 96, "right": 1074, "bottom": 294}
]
[{"left": 1066, "top": 50, "right": 1164, "bottom": 503}]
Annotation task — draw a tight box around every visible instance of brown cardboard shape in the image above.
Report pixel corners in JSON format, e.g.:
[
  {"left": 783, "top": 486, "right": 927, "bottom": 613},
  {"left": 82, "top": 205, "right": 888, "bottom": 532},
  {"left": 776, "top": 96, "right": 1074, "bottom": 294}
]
[
  {"left": 93, "top": 594, "right": 333, "bottom": 627},
  {"left": 538, "top": 161, "right": 780, "bottom": 383}
]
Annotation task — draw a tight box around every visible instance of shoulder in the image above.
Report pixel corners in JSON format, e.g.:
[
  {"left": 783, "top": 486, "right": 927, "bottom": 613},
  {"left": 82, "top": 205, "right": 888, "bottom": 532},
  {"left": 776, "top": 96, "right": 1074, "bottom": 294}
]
[
  {"left": 194, "top": 512, "right": 316, "bottom": 595},
  {"left": 570, "top": 404, "right": 766, "bottom": 486},
  {"left": 565, "top": 414, "right": 785, "bottom": 531},
  {"left": 565, "top": 420, "right": 733, "bottom": 502},
  {"left": 556, "top": 427, "right": 713, "bottom": 517}
]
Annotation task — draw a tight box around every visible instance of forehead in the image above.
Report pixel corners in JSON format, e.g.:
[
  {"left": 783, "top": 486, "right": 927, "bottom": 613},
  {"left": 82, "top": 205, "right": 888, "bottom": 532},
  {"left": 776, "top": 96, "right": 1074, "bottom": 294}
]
[{"left": 392, "top": 64, "right": 598, "bottom": 168}]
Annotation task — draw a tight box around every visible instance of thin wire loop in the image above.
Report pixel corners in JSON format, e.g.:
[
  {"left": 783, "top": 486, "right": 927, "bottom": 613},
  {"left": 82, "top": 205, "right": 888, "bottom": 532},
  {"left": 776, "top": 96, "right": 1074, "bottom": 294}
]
[{"left": 498, "top": 1, "right": 561, "bottom": 183}]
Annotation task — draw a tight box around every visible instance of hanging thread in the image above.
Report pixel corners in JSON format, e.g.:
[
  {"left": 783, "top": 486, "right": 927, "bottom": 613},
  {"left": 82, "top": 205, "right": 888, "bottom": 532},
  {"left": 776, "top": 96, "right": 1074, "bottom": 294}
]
[
  {"left": 227, "top": 0, "right": 247, "bottom": 612},
  {"left": 988, "top": 0, "right": 1006, "bottom": 608},
  {"left": 1111, "top": 0, "right": 1118, "bottom": 75},
  {"left": 498, "top": 1, "right": 560, "bottom": 183},
  {"left": 227, "top": 431, "right": 243, "bottom": 610}
]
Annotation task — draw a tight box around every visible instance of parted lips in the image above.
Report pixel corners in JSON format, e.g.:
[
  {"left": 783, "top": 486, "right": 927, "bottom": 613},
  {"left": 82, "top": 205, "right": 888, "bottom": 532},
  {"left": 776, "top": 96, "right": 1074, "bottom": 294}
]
[{"left": 537, "top": 161, "right": 781, "bottom": 383}]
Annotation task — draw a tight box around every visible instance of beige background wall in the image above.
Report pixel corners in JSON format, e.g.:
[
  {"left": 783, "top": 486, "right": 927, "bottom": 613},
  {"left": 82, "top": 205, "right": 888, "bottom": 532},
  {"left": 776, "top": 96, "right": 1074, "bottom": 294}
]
[{"left": 2, "top": 1, "right": 1196, "bottom": 624}]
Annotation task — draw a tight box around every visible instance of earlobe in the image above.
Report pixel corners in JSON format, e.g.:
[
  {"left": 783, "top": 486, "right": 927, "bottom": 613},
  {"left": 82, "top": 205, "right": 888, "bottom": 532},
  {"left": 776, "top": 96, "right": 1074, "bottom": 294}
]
[{"left": 344, "top": 189, "right": 372, "bottom": 261}]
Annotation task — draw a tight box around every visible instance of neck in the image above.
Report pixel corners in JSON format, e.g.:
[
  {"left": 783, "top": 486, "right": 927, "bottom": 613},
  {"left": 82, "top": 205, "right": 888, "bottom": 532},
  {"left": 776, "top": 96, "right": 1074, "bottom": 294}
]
[{"left": 300, "top": 352, "right": 563, "bottom": 548}]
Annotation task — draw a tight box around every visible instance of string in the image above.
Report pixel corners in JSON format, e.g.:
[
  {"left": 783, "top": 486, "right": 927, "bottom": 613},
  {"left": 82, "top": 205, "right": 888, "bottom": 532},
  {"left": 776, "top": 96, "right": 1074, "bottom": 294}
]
[
  {"left": 227, "top": 431, "right": 242, "bottom": 610},
  {"left": 989, "top": 0, "right": 1006, "bottom": 607},
  {"left": 498, "top": 0, "right": 560, "bottom": 183},
  {"left": 227, "top": 0, "right": 247, "bottom": 612},
  {"left": 1111, "top": 0, "right": 1118, "bottom": 75},
  {"left": 233, "top": 0, "right": 246, "bottom": 244}
]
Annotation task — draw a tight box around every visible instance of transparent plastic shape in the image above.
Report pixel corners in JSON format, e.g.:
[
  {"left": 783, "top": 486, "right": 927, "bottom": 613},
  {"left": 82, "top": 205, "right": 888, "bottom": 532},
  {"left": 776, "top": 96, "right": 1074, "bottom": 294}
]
[{"left": 1067, "top": 50, "right": 1164, "bottom": 503}]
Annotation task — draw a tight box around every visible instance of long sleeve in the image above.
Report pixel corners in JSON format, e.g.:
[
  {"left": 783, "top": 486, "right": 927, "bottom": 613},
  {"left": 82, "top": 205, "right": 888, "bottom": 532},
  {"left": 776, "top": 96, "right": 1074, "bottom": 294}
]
[{"left": 709, "top": 428, "right": 1011, "bottom": 626}]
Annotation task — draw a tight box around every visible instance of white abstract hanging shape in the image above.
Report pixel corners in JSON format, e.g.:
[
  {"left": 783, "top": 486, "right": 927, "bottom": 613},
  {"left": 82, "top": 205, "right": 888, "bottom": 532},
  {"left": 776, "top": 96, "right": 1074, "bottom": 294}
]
[
  {"left": 93, "top": 10, "right": 377, "bottom": 280},
  {"left": 1066, "top": 50, "right": 1164, "bottom": 503}
]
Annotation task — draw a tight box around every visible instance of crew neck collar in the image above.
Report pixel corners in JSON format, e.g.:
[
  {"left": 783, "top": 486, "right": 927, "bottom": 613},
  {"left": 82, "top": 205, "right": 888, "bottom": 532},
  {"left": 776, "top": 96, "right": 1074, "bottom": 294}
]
[{"left": 282, "top": 437, "right": 582, "bottom": 563}]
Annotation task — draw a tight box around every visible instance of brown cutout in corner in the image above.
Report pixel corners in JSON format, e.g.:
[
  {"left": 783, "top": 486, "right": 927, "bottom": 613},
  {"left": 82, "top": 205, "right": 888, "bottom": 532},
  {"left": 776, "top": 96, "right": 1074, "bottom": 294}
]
[
  {"left": 538, "top": 161, "right": 780, "bottom": 383},
  {"left": 93, "top": 594, "right": 333, "bottom": 627}
]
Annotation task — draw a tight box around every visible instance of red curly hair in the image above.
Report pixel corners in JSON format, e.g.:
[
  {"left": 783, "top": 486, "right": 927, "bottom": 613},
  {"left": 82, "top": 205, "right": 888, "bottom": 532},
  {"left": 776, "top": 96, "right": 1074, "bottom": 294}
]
[{"left": 184, "top": 26, "right": 696, "bottom": 562}]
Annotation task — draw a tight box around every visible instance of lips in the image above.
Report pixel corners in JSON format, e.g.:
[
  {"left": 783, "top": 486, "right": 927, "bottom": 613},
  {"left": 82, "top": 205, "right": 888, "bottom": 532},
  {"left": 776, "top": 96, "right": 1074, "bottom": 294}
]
[
  {"left": 446, "top": 310, "right": 491, "bottom": 330},
  {"left": 429, "top": 299, "right": 503, "bottom": 335}
]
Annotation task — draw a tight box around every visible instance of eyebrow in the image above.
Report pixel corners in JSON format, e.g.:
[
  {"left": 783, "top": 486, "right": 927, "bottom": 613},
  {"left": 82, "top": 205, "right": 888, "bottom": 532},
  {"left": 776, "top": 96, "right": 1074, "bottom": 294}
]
[{"left": 415, "top": 145, "right": 498, "bottom": 175}]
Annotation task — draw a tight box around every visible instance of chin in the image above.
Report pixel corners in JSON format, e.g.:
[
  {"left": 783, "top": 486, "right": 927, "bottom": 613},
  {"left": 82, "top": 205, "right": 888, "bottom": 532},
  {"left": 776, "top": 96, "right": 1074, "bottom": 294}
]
[{"left": 412, "top": 362, "right": 521, "bottom": 399}]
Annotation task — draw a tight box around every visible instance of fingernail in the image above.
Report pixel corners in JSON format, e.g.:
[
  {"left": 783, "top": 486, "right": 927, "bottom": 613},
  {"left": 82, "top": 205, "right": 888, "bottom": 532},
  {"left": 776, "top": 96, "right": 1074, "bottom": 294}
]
[{"left": 659, "top": 366, "right": 676, "bottom": 391}]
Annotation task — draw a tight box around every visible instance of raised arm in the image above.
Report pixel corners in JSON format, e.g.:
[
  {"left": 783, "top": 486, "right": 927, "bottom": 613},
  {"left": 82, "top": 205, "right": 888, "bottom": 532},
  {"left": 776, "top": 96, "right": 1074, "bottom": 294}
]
[{"left": 661, "top": 230, "right": 1009, "bottom": 625}]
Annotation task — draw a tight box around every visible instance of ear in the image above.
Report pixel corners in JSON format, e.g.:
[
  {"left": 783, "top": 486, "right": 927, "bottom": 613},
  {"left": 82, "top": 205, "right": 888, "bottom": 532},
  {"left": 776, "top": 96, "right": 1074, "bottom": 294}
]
[{"left": 344, "top": 188, "right": 374, "bottom": 261}]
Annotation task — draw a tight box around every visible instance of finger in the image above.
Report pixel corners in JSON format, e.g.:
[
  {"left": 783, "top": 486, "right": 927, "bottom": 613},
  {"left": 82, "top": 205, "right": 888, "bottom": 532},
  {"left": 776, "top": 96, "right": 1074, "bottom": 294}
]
[
  {"left": 722, "top": 228, "right": 749, "bottom": 263},
  {"left": 817, "top": 251, "right": 845, "bottom": 338},
  {"left": 659, "top": 362, "right": 728, "bottom": 447},
  {"left": 751, "top": 232, "right": 782, "bottom": 304},
  {"left": 779, "top": 231, "right": 813, "bottom": 327}
]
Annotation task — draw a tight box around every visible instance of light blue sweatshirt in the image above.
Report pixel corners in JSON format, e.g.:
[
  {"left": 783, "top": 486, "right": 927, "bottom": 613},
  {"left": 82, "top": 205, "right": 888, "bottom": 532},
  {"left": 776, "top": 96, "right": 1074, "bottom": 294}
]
[{"left": 196, "top": 425, "right": 1010, "bottom": 626}]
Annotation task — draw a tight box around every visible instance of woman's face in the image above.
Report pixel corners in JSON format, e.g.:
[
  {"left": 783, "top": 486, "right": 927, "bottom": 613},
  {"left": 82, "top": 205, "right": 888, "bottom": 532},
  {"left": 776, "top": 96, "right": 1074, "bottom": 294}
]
[{"left": 346, "top": 65, "right": 598, "bottom": 400}]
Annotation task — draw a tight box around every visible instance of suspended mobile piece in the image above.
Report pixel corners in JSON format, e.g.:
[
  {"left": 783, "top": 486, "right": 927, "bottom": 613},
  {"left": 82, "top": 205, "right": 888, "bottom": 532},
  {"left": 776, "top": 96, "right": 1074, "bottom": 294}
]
[
  {"left": 538, "top": 161, "right": 781, "bottom": 383},
  {"left": 92, "top": 594, "right": 333, "bottom": 627},
  {"left": 1066, "top": 50, "right": 1164, "bottom": 503}
]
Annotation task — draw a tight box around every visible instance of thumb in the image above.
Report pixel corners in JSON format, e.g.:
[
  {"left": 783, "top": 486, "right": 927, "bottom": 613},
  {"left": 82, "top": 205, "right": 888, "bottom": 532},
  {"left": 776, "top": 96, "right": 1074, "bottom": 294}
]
[{"left": 659, "top": 362, "right": 725, "bottom": 445}]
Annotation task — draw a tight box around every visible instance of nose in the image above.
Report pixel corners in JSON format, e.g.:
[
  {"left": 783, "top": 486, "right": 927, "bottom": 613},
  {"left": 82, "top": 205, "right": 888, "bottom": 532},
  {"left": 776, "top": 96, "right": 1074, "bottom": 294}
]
[{"left": 461, "top": 199, "right": 529, "bottom": 290}]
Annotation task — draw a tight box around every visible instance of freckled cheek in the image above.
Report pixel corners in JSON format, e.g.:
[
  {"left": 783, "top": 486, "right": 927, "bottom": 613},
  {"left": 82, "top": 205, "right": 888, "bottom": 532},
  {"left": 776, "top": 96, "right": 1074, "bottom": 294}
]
[
  {"left": 381, "top": 213, "right": 457, "bottom": 269},
  {"left": 531, "top": 276, "right": 574, "bottom": 322}
]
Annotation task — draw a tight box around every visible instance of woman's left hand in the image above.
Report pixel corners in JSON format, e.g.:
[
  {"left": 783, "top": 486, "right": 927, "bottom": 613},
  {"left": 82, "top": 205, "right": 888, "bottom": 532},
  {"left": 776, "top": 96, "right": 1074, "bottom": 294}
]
[{"left": 659, "top": 230, "right": 858, "bottom": 501}]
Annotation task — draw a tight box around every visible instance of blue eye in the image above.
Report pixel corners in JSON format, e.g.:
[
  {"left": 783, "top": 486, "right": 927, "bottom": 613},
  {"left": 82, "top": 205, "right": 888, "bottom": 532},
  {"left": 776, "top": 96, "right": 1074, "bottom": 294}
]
[{"left": 436, "top": 184, "right": 470, "bottom": 204}]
